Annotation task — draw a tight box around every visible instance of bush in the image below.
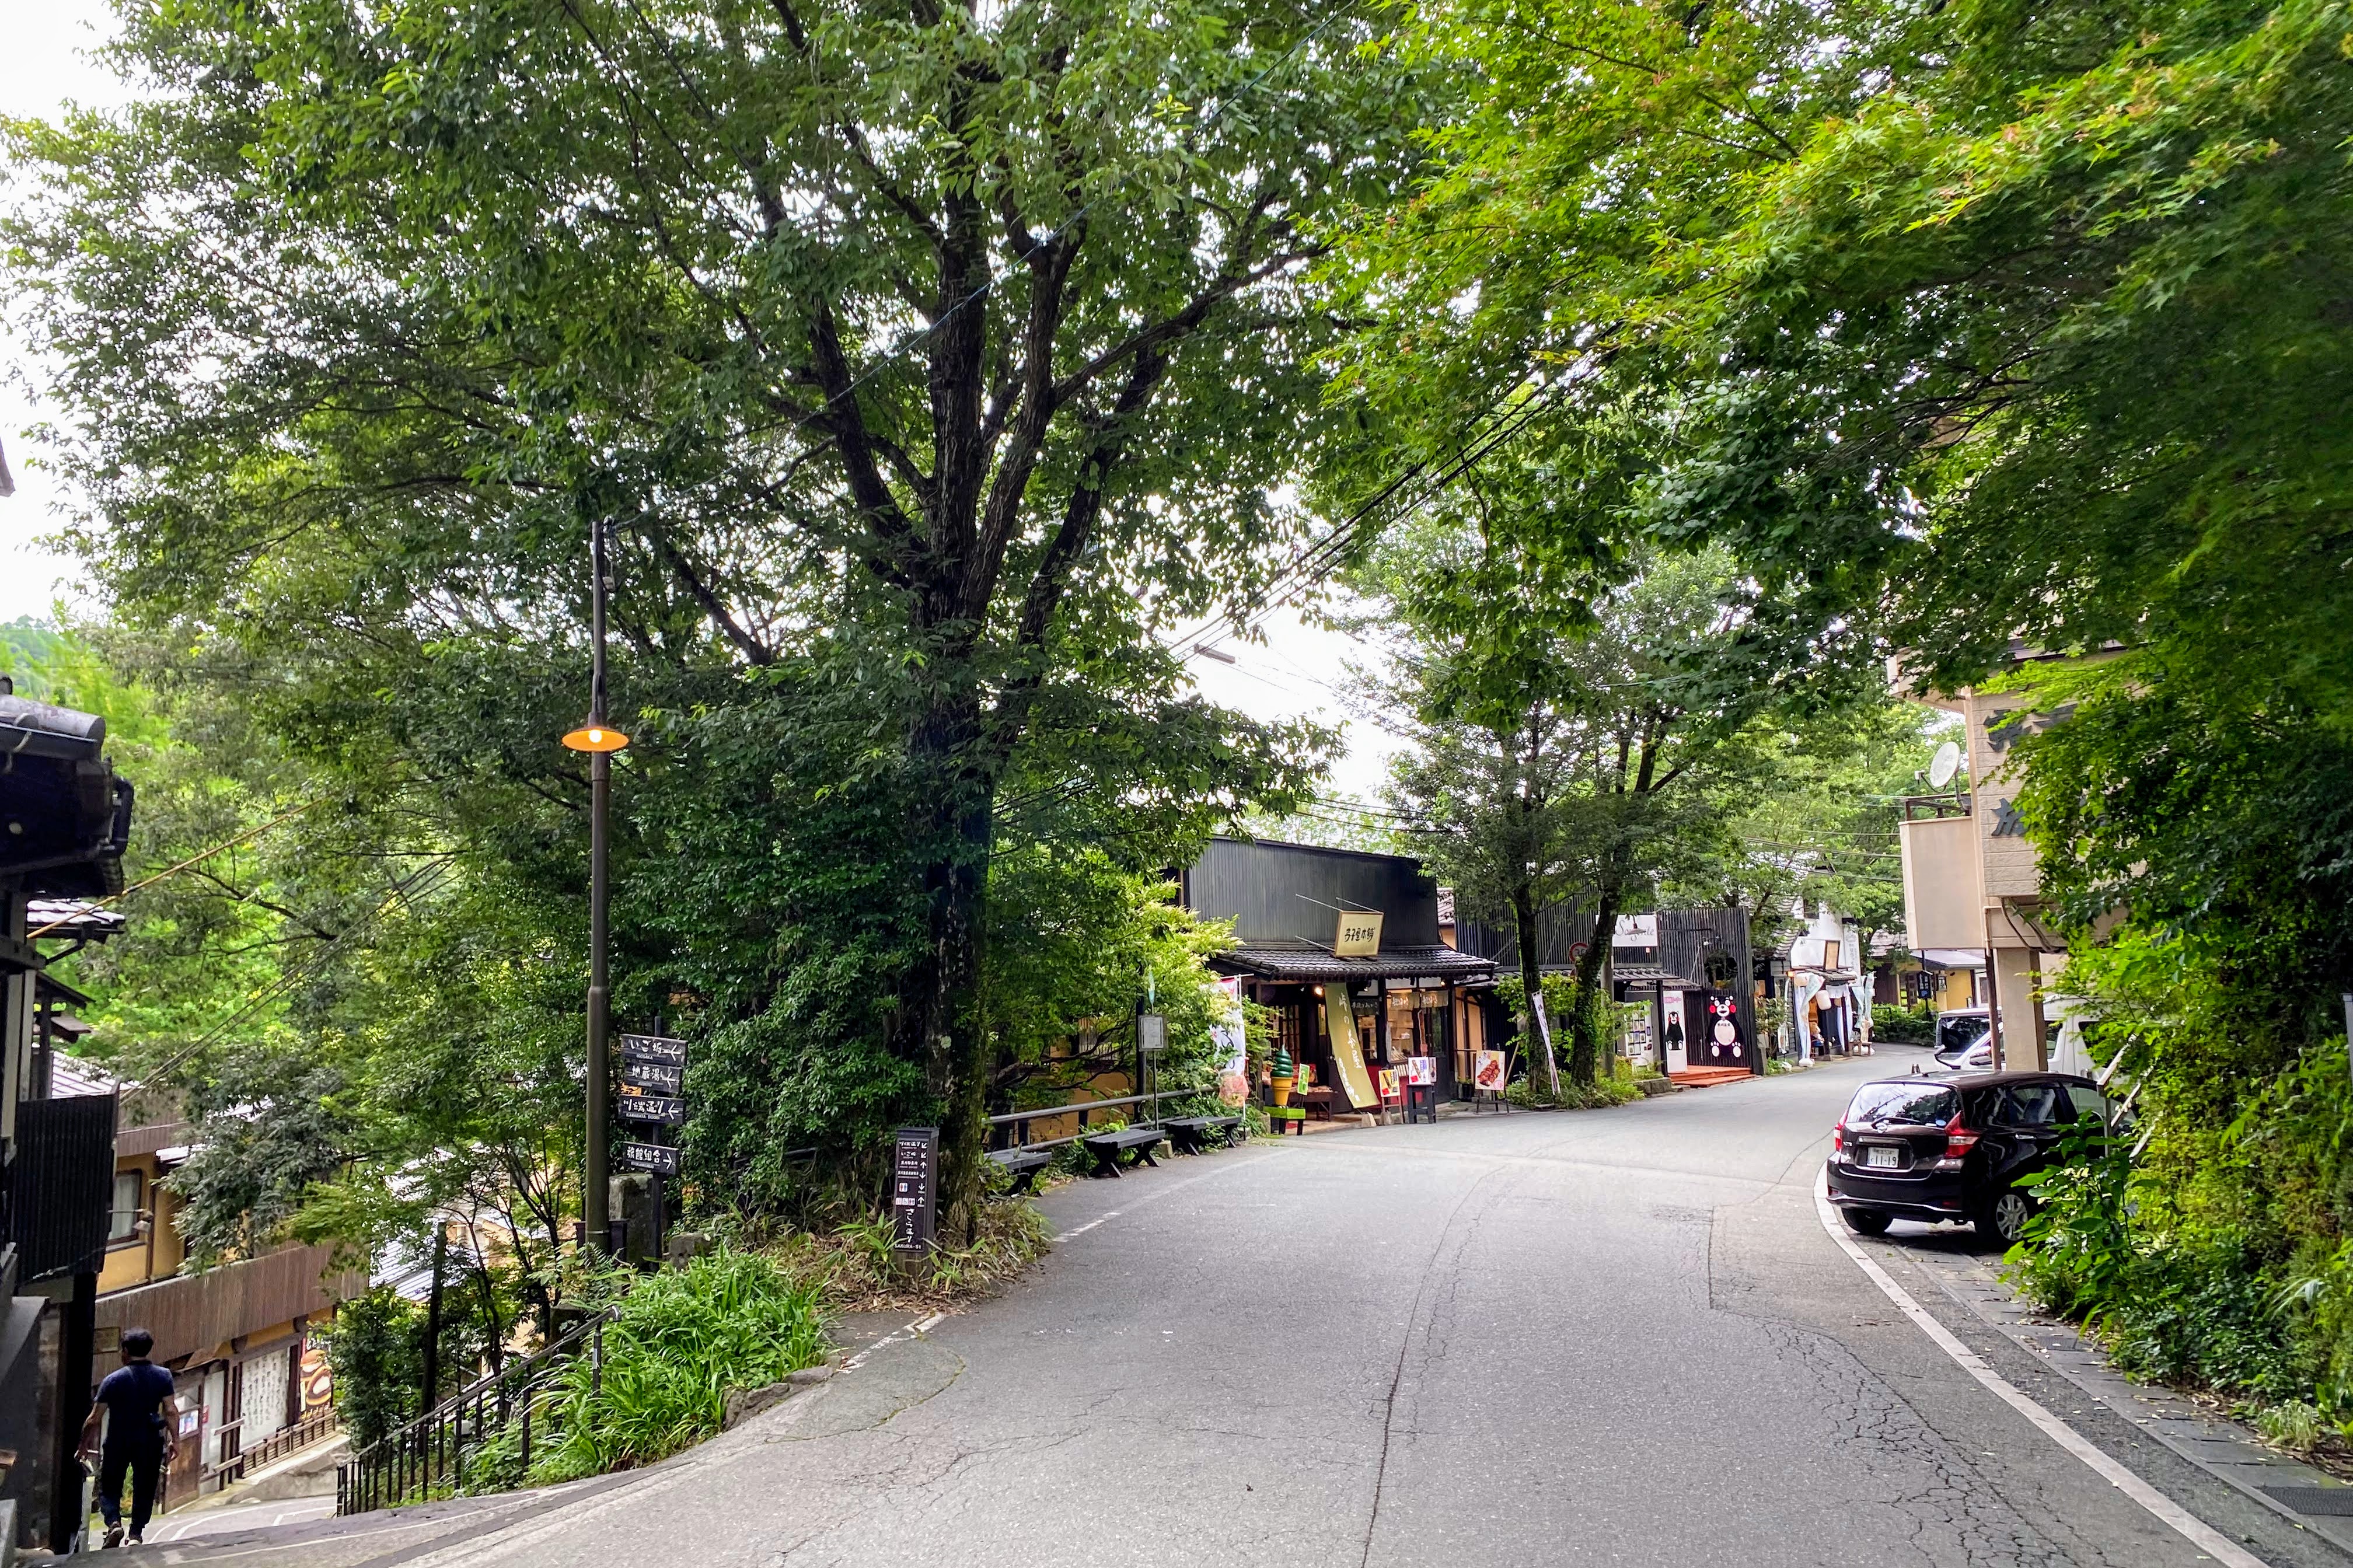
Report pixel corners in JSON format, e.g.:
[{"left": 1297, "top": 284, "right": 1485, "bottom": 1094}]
[
  {"left": 324, "top": 1284, "right": 488, "bottom": 1452},
  {"left": 1870, "top": 1004, "right": 1933, "bottom": 1045},
  {"left": 525, "top": 1246, "right": 828, "bottom": 1483}
]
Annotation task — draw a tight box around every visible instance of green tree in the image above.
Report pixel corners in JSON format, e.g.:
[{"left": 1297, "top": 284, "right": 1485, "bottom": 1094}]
[
  {"left": 1364, "top": 482, "right": 1787, "bottom": 1089},
  {"left": 8, "top": 0, "right": 1421, "bottom": 1234}
]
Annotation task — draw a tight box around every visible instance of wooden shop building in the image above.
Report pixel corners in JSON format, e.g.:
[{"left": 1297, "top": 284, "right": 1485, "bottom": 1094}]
[{"left": 1179, "top": 839, "right": 1500, "bottom": 1112}]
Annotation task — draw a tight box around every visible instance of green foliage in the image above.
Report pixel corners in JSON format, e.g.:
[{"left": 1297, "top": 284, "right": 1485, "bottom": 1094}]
[
  {"left": 5, "top": 0, "right": 1412, "bottom": 1243},
  {"left": 528, "top": 1248, "right": 827, "bottom": 1483},
  {"left": 325, "top": 1286, "right": 486, "bottom": 1452},
  {"left": 1869, "top": 1005, "right": 1932, "bottom": 1046}
]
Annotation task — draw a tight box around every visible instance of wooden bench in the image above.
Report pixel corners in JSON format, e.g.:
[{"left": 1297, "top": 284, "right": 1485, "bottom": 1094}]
[
  {"left": 1162, "top": 1116, "right": 1244, "bottom": 1154},
  {"left": 986, "top": 1146, "right": 1056, "bottom": 1193},
  {"left": 1081, "top": 1126, "right": 1168, "bottom": 1177}
]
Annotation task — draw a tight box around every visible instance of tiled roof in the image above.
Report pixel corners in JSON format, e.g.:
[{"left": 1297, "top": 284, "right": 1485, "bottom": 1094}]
[{"left": 1216, "top": 944, "right": 1496, "bottom": 983}]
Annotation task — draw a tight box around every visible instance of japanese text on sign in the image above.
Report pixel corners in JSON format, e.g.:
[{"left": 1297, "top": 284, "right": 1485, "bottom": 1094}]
[{"left": 892, "top": 1126, "right": 937, "bottom": 1253}]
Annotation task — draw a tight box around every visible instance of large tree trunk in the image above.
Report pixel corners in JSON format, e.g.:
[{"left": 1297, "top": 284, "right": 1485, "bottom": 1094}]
[
  {"left": 1570, "top": 877, "right": 1622, "bottom": 1089},
  {"left": 1511, "top": 883, "right": 1561, "bottom": 1099},
  {"left": 896, "top": 686, "right": 999, "bottom": 1247}
]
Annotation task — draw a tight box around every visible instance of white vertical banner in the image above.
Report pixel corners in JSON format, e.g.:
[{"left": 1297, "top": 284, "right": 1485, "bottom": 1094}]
[{"left": 1213, "top": 976, "right": 1247, "bottom": 1105}]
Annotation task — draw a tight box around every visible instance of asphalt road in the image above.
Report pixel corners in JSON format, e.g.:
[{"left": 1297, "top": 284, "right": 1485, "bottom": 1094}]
[{"left": 145, "top": 1047, "right": 2342, "bottom": 1568}]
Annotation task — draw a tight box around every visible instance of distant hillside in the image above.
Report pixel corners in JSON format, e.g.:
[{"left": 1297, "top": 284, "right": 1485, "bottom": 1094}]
[{"left": 0, "top": 618, "right": 62, "bottom": 699}]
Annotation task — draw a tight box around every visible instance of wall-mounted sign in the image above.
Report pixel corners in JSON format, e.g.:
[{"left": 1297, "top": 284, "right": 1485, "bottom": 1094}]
[
  {"left": 619, "top": 1033, "right": 687, "bottom": 1066},
  {"left": 1610, "top": 914, "right": 1659, "bottom": 947},
  {"left": 620, "top": 1141, "right": 680, "bottom": 1176},
  {"left": 892, "top": 1126, "right": 937, "bottom": 1253},
  {"left": 618, "top": 1090, "right": 686, "bottom": 1125},
  {"left": 622, "top": 1059, "right": 683, "bottom": 1093},
  {"left": 1333, "top": 909, "right": 1385, "bottom": 958}
]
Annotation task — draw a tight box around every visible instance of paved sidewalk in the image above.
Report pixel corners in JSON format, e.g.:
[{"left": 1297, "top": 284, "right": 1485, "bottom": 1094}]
[{"left": 1901, "top": 1236, "right": 2353, "bottom": 1555}]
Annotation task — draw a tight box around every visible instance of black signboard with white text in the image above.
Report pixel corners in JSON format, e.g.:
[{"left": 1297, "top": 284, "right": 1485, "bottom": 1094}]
[
  {"left": 620, "top": 1141, "right": 680, "bottom": 1177},
  {"left": 620, "top": 1033, "right": 688, "bottom": 1067},
  {"left": 618, "top": 1091, "right": 686, "bottom": 1126},
  {"left": 891, "top": 1126, "right": 937, "bottom": 1253},
  {"left": 622, "top": 1059, "right": 683, "bottom": 1094}
]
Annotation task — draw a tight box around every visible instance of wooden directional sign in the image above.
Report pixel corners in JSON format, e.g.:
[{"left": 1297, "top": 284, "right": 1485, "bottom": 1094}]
[
  {"left": 617, "top": 1090, "right": 686, "bottom": 1126},
  {"left": 620, "top": 1141, "right": 680, "bottom": 1177},
  {"left": 621, "top": 1059, "right": 683, "bottom": 1094},
  {"left": 619, "top": 1033, "right": 687, "bottom": 1067}
]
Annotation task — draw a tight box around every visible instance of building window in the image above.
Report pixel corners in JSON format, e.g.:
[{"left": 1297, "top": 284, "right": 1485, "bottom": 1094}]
[{"left": 109, "top": 1169, "right": 144, "bottom": 1246}]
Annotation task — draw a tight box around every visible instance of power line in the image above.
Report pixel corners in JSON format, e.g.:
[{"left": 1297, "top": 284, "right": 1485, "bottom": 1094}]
[
  {"left": 27, "top": 794, "right": 333, "bottom": 941},
  {"left": 1168, "top": 378, "right": 1570, "bottom": 665}
]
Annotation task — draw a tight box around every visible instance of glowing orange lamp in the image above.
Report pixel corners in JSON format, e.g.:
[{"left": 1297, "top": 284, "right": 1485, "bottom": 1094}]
[{"left": 562, "top": 722, "right": 630, "bottom": 753}]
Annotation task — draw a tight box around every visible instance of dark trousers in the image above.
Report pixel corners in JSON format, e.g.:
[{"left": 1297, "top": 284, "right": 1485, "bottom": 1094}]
[{"left": 97, "top": 1440, "right": 164, "bottom": 1536}]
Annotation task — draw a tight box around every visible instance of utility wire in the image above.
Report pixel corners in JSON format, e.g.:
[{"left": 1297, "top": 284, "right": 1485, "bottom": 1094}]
[
  {"left": 27, "top": 794, "right": 333, "bottom": 941},
  {"left": 127, "top": 860, "right": 458, "bottom": 1087}
]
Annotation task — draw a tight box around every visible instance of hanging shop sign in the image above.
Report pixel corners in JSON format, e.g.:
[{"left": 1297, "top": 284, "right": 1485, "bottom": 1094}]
[
  {"left": 622, "top": 1059, "right": 683, "bottom": 1094},
  {"left": 618, "top": 1090, "right": 686, "bottom": 1125},
  {"left": 892, "top": 1126, "right": 937, "bottom": 1253},
  {"left": 620, "top": 1141, "right": 680, "bottom": 1177},
  {"left": 619, "top": 1033, "right": 688, "bottom": 1067},
  {"left": 1333, "top": 909, "right": 1385, "bottom": 958}
]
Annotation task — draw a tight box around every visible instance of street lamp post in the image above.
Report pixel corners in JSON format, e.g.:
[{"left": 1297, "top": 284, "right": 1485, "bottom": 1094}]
[{"left": 563, "top": 522, "right": 629, "bottom": 1253}]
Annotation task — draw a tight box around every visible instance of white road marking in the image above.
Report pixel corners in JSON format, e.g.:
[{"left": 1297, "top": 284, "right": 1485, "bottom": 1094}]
[
  {"left": 1814, "top": 1183, "right": 2268, "bottom": 1568},
  {"left": 1053, "top": 1212, "right": 1119, "bottom": 1241}
]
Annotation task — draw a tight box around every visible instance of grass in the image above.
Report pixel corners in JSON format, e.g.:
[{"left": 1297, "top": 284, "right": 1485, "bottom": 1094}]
[{"left": 516, "top": 1246, "right": 830, "bottom": 1485}]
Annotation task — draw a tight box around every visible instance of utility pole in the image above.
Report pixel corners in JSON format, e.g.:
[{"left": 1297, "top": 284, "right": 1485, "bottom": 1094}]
[{"left": 564, "top": 522, "right": 629, "bottom": 1252}]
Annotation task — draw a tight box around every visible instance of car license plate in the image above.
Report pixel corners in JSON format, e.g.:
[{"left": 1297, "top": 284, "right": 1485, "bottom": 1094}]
[{"left": 1865, "top": 1146, "right": 1904, "bottom": 1169}]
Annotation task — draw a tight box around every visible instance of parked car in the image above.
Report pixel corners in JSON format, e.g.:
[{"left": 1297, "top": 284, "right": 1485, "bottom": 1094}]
[
  {"left": 1932, "top": 1008, "right": 1992, "bottom": 1069},
  {"left": 1825, "top": 1070, "right": 2108, "bottom": 1244}
]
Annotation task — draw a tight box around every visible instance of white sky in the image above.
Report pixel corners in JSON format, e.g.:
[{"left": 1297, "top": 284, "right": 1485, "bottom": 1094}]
[
  {"left": 0, "top": 0, "right": 1398, "bottom": 801},
  {"left": 1, "top": 0, "right": 128, "bottom": 626}
]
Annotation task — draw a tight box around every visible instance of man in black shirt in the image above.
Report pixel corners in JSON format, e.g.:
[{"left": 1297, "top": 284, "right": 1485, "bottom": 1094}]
[{"left": 76, "top": 1326, "right": 181, "bottom": 1547}]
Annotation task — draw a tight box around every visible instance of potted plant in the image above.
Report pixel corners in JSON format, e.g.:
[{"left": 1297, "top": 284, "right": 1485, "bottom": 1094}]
[{"left": 1270, "top": 1044, "right": 1295, "bottom": 1108}]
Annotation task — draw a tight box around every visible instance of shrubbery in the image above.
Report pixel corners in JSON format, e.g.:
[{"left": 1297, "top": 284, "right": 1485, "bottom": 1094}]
[
  {"left": 523, "top": 1247, "right": 829, "bottom": 1484},
  {"left": 2009, "top": 1010, "right": 2353, "bottom": 1439},
  {"left": 1869, "top": 1005, "right": 1933, "bottom": 1045}
]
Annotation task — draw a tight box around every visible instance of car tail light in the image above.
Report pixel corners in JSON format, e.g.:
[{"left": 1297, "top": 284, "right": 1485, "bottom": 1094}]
[
  {"left": 1934, "top": 1117, "right": 1978, "bottom": 1171},
  {"left": 1831, "top": 1123, "right": 1846, "bottom": 1157}
]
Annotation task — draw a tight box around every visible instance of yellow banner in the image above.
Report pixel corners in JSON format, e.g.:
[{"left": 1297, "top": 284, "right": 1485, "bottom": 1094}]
[{"left": 1325, "top": 995, "right": 1378, "bottom": 1109}]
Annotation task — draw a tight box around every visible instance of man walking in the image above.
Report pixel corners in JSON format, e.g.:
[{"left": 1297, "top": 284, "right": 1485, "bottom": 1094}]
[{"left": 76, "top": 1326, "right": 180, "bottom": 1548}]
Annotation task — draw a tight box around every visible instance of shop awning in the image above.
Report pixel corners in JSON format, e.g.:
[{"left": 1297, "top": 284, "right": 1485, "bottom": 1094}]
[
  {"left": 1215, "top": 944, "right": 1496, "bottom": 984},
  {"left": 1605, "top": 961, "right": 1705, "bottom": 993}
]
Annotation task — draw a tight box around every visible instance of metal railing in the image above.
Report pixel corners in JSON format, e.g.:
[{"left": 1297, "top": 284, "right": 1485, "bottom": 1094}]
[
  {"left": 204, "top": 1406, "right": 339, "bottom": 1490},
  {"left": 987, "top": 1094, "right": 1151, "bottom": 1151},
  {"left": 336, "top": 1305, "right": 617, "bottom": 1516},
  {"left": 1900, "top": 791, "right": 1973, "bottom": 822}
]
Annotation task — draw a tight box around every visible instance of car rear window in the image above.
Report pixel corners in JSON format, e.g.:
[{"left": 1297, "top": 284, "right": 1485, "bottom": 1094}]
[
  {"left": 1937, "top": 1014, "right": 1990, "bottom": 1051},
  {"left": 1845, "top": 1082, "right": 1960, "bottom": 1127}
]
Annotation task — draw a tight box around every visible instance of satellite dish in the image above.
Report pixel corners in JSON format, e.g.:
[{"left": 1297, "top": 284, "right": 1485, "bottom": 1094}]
[{"left": 1928, "top": 741, "right": 1963, "bottom": 788}]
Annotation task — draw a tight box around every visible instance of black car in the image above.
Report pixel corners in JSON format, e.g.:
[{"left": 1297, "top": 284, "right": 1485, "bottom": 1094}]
[{"left": 1825, "top": 1070, "right": 2108, "bottom": 1244}]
